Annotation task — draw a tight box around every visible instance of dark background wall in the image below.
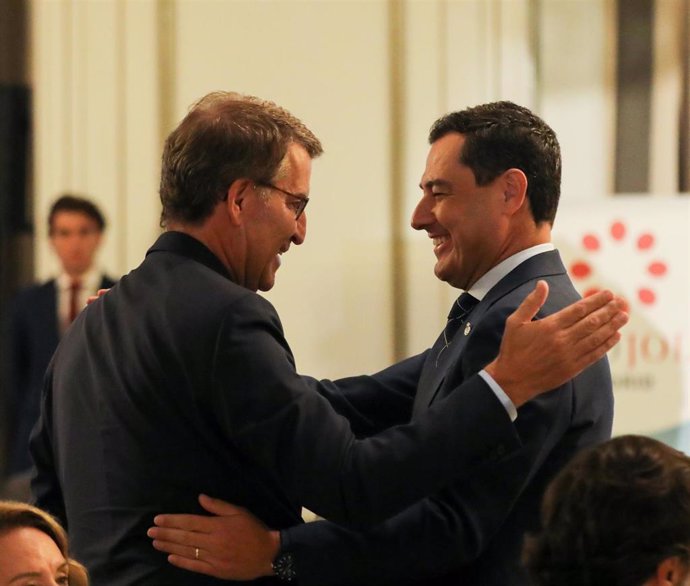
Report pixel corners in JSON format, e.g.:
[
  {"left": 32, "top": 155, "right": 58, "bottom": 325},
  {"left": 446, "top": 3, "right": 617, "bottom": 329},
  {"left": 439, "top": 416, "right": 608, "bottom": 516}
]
[{"left": 0, "top": 0, "right": 32, "bottom": 479}]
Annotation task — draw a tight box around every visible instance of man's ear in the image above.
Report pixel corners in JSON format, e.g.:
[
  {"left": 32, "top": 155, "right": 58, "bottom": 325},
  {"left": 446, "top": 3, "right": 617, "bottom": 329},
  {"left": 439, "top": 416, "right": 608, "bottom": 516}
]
[
  {"left": 501, "top": 168, "right": 528, "bottom": 214},
  {"left": 225, "top": 179, "right": 254, "bottom": 225},
  {"left": 649, "top": 556, "right": 688, "bottom": 585}
]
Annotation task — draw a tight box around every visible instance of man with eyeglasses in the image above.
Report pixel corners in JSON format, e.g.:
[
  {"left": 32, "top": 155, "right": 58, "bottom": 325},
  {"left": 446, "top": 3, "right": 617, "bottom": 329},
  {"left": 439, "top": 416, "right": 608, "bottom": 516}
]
[
  {"left": 31, "top": 92, "right": 625, "bottom": 586},
  {"left": 255, "top": 181, "right": 310, "bottom": 220}
]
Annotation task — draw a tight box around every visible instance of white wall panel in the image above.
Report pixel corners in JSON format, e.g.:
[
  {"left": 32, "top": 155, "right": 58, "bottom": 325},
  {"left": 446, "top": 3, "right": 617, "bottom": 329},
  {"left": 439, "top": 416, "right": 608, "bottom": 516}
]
[
  {"left": 173, "top": 0, "right": 394, "bottom": 377},
  {"left": 31, "top": 0, "right": 162, "bottom": 281},
  {"left": 650, "top": 0, "right": 685, "bottom": 194},
  {"left": 122, "top": 1, "right": 163, "bottom": 271},
  {"left": 538, "top": 0, "right": 616, "bottom": 199}
]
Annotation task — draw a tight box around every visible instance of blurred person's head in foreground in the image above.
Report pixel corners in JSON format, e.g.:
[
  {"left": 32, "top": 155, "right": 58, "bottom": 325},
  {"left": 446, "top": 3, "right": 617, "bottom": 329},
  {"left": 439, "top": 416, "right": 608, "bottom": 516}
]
[{"left": 524, "top": 435, "right": 690, "bottom": 586}]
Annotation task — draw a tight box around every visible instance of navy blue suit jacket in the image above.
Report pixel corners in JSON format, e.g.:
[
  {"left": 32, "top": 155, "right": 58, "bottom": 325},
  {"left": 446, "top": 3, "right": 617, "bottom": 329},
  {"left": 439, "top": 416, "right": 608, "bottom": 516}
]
[
  {"left": 4, "top": 274, "right": 115, "bottom": 474},
  {"left": 284, "top": 250, "right": 614, "bottom": 586},
  {"left": 31, "top": 232, "right": 525, "bottom": 586}
]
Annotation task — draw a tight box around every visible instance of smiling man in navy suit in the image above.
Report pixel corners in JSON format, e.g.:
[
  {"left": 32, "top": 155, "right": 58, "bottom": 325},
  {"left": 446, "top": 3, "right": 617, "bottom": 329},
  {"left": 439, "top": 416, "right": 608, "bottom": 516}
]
[
  {"left": 148, "top": 101, "right": 618, "bottom": 586},
  {"left": 2, "top": 195, "right": 115, "bottom": 499}
]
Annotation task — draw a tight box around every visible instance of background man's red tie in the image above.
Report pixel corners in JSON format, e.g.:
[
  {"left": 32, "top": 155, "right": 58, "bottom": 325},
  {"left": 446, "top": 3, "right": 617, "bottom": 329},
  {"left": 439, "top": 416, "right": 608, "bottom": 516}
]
[{"left": 69, "top": 279, "right": 81, "bottom": 323}]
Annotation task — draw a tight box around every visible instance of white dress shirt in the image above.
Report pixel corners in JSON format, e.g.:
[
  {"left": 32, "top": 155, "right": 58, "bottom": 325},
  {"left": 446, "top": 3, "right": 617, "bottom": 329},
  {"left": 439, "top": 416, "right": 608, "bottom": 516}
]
[
  {"left": 469, "top": 243, "right": 556, "bottom": 421},
  {"left": 56, "top": 267, "right": 103, "bottom": 335}
]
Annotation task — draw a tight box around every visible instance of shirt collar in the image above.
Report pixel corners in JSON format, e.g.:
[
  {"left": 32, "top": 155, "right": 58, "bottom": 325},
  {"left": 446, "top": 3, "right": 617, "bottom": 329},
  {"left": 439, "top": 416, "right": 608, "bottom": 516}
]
[
  {"left": 56, "top": 266, "right": 101, "bottom": 292},
  {"left": 468, "top": 243, "right": 555, "bottom": 301}
]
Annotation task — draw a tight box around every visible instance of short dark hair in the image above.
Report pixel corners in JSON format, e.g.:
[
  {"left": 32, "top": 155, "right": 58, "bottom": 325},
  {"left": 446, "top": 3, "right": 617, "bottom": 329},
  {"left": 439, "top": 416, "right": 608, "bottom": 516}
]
[
  {"left": 523, "top": 435, "right": 690, "bottom": 586},
  {"left": 48, "top": 195, "right": 106, "bottom": 234},
  {"left": 429, "top": 101, "right": 561, "bottom": 225},
  {"left": 159, "top": 91, "right": 324, "bottom": 226}
]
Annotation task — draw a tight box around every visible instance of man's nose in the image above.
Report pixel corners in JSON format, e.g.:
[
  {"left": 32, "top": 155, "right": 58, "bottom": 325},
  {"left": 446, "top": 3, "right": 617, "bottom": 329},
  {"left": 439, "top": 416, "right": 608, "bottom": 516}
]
[
  {"left": 292, "top": 212, "right": 307, "bottom": 245},
  {"left": 411, "top": 195, "right": 432, "bottom": 231}
]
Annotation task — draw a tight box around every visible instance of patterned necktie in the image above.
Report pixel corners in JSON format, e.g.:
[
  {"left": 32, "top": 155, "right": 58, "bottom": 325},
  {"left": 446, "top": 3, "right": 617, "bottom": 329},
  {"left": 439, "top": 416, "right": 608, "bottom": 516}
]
[
  {"left": 69, "top": 279, "right": 82, "bottom": 323},
  {"left": 435, "top": 292, "right": 479, "bottom": 367}
]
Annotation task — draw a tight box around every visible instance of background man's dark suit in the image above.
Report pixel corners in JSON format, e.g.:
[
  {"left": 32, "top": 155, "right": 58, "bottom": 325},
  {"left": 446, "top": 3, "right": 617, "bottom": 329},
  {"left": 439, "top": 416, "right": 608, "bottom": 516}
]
[
  {"left": 4, "top": 274, "right": 115, "bottom": 475},
  {"left": 284, "top": 250, "right": 614, "bottom": 586},
  {"left": 30, "top": 231, "right": 524, "bottom": 586}
]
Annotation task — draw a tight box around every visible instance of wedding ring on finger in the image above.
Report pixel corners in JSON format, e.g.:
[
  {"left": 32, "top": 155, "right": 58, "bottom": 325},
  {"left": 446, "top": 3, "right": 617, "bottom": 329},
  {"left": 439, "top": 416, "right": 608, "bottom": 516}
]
[{"left": 195, "top": 547, "right": 199, "bottom": 560}]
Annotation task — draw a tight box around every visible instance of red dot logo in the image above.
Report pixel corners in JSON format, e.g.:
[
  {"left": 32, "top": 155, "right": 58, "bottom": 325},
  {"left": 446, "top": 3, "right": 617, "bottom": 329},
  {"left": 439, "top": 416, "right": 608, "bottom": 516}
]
[
  {"left": 582, "top": 234, "right": 600, "bottom": 251},
  {"left": 648, "top": 261, "right": 667, "bottom": 276},
  {"left": 637, "top": 233, "right": 654, "bottom": 250},
  {"left": 571, "top": 261, "right": 592, "bottom": 278},
  {"left": 611, "top": 221, "right": 626, "bottom": 240},
  {"left": 638, "top": 288, "right": 656, "bottom": 305},
  {"left": 571, "top": 221, "right": 668, "bottom": 311}
]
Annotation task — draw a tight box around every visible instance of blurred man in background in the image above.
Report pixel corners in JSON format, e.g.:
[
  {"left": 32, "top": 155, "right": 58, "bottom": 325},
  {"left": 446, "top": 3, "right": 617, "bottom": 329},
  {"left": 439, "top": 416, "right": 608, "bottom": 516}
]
[{"left": 2, "top": 195, "right": 115, "bottom": 500}]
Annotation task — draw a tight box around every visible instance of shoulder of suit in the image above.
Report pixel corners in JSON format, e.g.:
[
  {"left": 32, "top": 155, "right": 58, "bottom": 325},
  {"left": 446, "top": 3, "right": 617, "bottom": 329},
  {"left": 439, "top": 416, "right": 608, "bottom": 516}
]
[
  {"left": 492, "top": 274, "right": 580, "bottom": 319},
  {"left": 14, "top": 279, "right": 56, "bottom": 299}
]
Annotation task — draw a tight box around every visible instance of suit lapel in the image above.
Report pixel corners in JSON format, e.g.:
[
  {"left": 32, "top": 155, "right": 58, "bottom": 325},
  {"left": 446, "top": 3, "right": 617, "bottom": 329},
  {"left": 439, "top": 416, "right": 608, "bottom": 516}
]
[
  {"left": 414, "top": 315, "right": 476, "bottom": 415},
  {"left": 413, "top": 251, "right": 568, "bottom": 415}
]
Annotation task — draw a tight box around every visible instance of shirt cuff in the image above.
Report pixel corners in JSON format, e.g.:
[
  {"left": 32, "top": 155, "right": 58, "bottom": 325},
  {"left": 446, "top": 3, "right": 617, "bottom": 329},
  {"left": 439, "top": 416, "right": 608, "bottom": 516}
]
[{"left": 478, "top": 369, "right": 518, "bottom": 422}]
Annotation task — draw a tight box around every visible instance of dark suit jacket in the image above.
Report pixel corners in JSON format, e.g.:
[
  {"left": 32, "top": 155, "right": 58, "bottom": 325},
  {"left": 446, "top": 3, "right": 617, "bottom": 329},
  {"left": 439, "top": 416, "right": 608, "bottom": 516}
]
[
  {"left": 285, "top": 250, "right": 614, "bottom": 586},
  {"left": 3, "top": 274, "right": 115, "bottom": 474},
  {"left": 31, "top": 232, "right": 526, "bottom": 586}
]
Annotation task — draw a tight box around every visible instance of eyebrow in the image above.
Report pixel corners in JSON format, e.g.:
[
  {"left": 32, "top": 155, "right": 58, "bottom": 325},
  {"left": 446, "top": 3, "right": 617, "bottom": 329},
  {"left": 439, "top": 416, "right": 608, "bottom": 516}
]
[
  {"left": 420, "top": 179, "right": 453, "bottom": 190},
  {"left": 9, "top": 562, "right": 69, "bottom": 583},
  {"left": 10, "top": 572, "right": 40, "bottom": 583}
]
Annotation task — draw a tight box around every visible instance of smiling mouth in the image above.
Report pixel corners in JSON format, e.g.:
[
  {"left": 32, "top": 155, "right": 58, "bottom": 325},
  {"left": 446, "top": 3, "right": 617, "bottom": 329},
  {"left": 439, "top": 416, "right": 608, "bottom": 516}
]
[{"left": 431, "top": 235, "right": 450, "bottom": 256}]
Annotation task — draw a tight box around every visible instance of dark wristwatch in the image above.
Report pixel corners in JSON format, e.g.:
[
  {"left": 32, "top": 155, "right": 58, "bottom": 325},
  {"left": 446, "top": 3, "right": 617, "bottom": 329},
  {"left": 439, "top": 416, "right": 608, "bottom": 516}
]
[
  {"left": 271, "top": 531, "right": 297, "bottom": 582},
  {"left": 272, "top": 550, "right": 297, "bottom": 582}
]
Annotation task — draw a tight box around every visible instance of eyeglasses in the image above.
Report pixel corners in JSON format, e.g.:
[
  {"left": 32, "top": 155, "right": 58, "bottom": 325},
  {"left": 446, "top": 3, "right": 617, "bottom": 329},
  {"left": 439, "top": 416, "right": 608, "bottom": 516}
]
[{"left": 256, "top": 182, "right": 309, "bottom": 220}]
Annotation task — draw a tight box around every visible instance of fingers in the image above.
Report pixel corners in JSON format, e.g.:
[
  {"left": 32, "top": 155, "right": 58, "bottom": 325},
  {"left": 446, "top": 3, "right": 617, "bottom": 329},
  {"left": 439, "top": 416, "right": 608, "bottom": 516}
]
[
  {"left": 508, "top": 280, "right": 549, "bottom": 324},
  {"left": 147, "top": 525, "right": 204, "bottom": 548},
  {"left": 567, "top": 298, "right": 628, "bottom": 346},
  {"left": 549, "top": 289, "right": 615, "bottom": 329},
  {"left": 152, "top": 496, "right": 246, "bottom": 534},
  {"left": 153, "top": 513, "right": 213, "bottom": 533},
  {"left": 150, "top": 531, "right": 221, "bottom": 577},
  {"left": 571, "top": 307, "right": 628, "bottom": 354},
  {"left": 151, "top": 537, "right": 200, "bottom": 560},
  {"left": 571, "top": 330, "right": 622, "bottom": 374},
  {"left": 87, "top": 288, "right": 112, "bottom": 306},
  {"left": 198, "top": 493, "right": 245, "bottom": 516}
]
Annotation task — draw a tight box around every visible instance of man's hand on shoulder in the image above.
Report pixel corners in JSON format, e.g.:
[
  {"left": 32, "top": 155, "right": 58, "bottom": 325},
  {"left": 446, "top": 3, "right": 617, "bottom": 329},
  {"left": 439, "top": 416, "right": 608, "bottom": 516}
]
[
  {"left": 86, "top": 288, "right": 110, "bottom": 305},
  {"left": 147, "top": 494, "right": 280, "bottom": 580},
  {"left": 485, "top": 281, "right": 627, "bottom": 407}
]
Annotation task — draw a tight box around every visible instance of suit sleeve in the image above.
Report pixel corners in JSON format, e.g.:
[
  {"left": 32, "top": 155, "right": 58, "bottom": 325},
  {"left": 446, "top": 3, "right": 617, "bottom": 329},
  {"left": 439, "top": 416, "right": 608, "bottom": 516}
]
[
  {"left": 305, "top": 352, "right": 428, "bottom": 437},
  {"left": 281, "top": 306, "right": 576, "bottom": 584},
  {"left": 30, "top": 362, "right": 67, "bottom": 527},
  {"left": 209, "top": 295, "right": 521, "bottom": 527}
]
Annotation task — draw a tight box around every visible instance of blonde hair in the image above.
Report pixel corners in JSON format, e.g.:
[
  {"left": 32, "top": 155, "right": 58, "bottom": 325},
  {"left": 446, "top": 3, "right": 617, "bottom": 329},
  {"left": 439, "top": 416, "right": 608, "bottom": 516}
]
[{"left": 0, "top": 500, "right": 88, "bottom": 586}]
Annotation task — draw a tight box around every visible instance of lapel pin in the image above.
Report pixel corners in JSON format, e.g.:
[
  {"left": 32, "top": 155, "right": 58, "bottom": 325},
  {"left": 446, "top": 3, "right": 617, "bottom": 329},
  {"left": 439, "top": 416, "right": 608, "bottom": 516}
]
[{"left": 464, "top": 322, "right": 472, "bottom": 336}]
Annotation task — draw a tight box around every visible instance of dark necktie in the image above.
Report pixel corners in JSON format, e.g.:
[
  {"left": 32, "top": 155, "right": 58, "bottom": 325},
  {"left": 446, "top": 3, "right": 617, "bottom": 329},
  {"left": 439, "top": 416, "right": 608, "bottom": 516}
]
[
  {"left": 69, "top": 279, "right": 82, "bottom": 323},
  {"left": 435, "top": 292, "right": 479, "bottom": 367}
]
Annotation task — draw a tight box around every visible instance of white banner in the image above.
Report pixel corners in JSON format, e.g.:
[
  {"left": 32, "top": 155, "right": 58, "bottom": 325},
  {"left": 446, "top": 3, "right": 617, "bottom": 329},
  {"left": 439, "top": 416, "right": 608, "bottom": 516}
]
[{"left": 554, "top": 197, "right": 690, "bottom": 449}]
